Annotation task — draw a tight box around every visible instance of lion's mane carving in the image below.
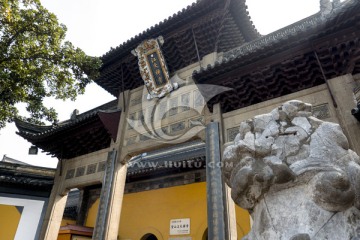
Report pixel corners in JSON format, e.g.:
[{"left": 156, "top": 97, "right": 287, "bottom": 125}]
[{"left": 223, "top": 100, "right": 360, "bottom": 239}]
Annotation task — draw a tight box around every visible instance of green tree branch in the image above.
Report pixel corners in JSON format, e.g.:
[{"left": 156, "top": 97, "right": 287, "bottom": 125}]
[{"left": 0, "top": 0, "right": 102, "bottom": 129}]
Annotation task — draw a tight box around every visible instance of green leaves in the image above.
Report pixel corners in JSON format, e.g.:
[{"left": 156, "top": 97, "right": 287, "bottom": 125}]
[{"left": 0, "top": 0, "right": 101, "bottom": 128}]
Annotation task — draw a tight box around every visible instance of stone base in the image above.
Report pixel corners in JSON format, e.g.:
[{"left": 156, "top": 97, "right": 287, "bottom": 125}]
[{"left": 244, "top": 184, "right": 360, "bottom": 240}]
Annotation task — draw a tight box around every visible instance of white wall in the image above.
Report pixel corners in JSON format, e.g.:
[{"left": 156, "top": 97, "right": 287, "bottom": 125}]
[{"left": 0, "top": 194, "right": 46, "bottom": 240}]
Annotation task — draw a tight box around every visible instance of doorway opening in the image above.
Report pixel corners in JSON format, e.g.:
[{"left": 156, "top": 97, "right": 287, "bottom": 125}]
[
  {"left": 202, "top": 228, "right": 208, "bottom": 240},
  {"left": 141, "top": 233, "right": 158, "bottom": 240}
]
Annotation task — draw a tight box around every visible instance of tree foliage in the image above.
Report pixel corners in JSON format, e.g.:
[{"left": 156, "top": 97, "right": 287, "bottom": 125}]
[{"left": 0, "top": 0, "right": 101, "bottom": 129}]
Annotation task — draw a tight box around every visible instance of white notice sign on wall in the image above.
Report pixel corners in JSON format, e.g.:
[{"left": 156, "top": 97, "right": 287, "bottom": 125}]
[{"left": 170, "top": 218, "right": 190, "bottom": 235}]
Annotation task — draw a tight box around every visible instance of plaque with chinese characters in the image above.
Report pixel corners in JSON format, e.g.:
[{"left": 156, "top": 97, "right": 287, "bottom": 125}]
[
  {"left": 170, "top": 218, "right": 190, "bottom": 235},
  {"left": 132, "top": 36, "right": 178, "bottom": 99}
]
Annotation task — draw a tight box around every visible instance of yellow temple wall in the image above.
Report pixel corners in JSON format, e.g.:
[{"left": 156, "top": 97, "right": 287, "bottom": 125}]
[
  {"left": 0, "top": 204, "right": 21, "bottom": 240},
  {"left": 85, "top": 182, "right": 250, "bottom": 239}
]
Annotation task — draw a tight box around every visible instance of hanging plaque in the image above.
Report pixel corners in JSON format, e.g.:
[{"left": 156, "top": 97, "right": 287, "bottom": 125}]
[{"left": 132, "top": 36, "right": 178, "bottom": 99}]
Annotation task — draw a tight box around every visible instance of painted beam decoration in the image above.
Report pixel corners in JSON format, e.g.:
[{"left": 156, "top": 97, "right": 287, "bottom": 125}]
[{"left": 132, "top": 36, "right": 178, "bottom": 99}]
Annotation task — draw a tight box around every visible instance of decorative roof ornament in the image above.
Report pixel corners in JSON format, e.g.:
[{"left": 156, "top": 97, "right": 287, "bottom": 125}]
[
  {"left": 332, "top": 0, "right": 341, "bottom": 8},
  {"left": 132, "top": 36, "right": 179, "bottom": 100},
  {"left": 320, "top": 0, "right": 333, "bottom": 17}
]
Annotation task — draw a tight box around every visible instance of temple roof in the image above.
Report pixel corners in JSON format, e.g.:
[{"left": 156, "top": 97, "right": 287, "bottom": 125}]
[
  {"left": 1, "top": 155, "right": 31, "bottom": 165},
  {"left": 15, "top": 100, "right": 121, "bottom": 159},
  {"left": 63, "top": 190, "right": 80, "bottom": 220},
  {"left": 195, "top": 0, "right": 359, "bottom": 76},
  {"left": 127, "top": 140, "right": 205, "bottom": 180},
  {"left": 193, "top": 0, "right": 360, "bottom": 113},
  {"left": 0, "top": 161, "right": 55, "bottom": 196},
  {"left": 96, "top": 0, "right": 260, "bottom": 96}
]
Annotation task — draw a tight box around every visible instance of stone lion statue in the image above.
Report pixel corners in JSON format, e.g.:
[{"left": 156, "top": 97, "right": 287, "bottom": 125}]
[{"left": 223, "top": 100, "right": 360, "bottom": 240}]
